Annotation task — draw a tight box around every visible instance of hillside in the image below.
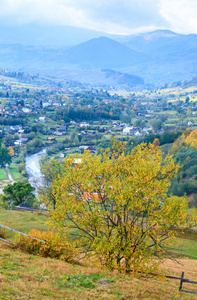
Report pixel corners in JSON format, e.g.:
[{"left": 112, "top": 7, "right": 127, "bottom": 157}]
[{"left": 1, "top": 243, "right": 197, "bottom": 299}]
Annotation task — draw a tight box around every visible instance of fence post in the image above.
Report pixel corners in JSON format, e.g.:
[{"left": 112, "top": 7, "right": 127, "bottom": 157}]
[{"left": 179, "top": 272, "right": 185, "bottom": 291}]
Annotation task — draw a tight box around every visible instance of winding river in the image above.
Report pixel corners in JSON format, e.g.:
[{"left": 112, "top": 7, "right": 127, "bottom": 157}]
[{"left": 25, "top": 148, "right": 47, "bottom": 191}]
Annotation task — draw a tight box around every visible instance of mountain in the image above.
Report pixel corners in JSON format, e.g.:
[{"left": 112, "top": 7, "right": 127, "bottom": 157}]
[
  {"left": 124, "top": 30, "right": 197, "bottom": 57},
  {"left": 0, "top": 28, "right": 196, "bottom": 85},
  {"left": 63, "top": 37, "right": 149, "bottom": 68},
  {"left": 121, "top": 30, "right": 197, "bottom": 83}
]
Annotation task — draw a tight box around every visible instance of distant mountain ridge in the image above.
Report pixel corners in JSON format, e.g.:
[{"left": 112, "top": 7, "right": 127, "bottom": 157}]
[
  {"left": 124, "top": 30, "right": 197, "bottom": 57},
  {"left": 0, "top": 27, "right": 196, "bottom": 85}
]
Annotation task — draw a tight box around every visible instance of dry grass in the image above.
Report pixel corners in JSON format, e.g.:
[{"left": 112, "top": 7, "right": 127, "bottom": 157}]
[{"left": 1, "top": 242, "right": 197, "bottom": 300}]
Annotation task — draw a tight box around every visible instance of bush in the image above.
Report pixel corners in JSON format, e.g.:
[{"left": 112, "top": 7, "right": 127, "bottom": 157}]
[
  {"left": 0, "top": 227, "right": 6, "bottom": 239},
  {"left": 17, "top": 163, "right": 26, "bottom": 173},
  {"left": 15, "top": 230, "right": 76, "bottom": 263}
]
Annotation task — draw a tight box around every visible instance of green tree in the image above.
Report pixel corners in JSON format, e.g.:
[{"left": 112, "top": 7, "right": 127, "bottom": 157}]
[
  {"left": 3, "top": 181, "right": 36, "bottom": 207},
  {"left": 0, "top": 144, "right": 12, "bottom": 167},
  {"left": 152, "top": 119, "right": 162, "bottom": 132},
  {"left": 39, "top": 159, "right": 65, "bottom": 209},
  {"left": 50, "top": 140, "right": 197, "bottom": 274}
]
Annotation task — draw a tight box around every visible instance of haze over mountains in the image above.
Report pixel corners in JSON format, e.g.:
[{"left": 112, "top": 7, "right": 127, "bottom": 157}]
[{"left": 0, "top": 25, "right": 196, "bottom": 86}]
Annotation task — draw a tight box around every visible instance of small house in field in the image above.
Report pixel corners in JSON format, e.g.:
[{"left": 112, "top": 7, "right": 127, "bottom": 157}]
[{"left": 48, "top": 137, "right": 56, "bottom": 142}]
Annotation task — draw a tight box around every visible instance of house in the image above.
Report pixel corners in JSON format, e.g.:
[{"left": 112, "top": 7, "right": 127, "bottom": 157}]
[
  {"left": 48, "top": 137, "right": 56, "bottom": 142},
  {"left": 54, "top": 131, "right": 62, "bottom": 136},
  {"left": 18, "top": 129, "right": 25, "bottom": 135},
  {"left": 58, "top": 125, "right": 67, "bottom": 133},
  {"left": 80, "top": 122, "right": 89, "bottom": 128},
  {"left": 43, "top": 102, "right": 50, "bottom": 108},
  {"left": 39, "top": 117, "right": 46, "bottom": 122},
  {"left": 14, "top": 138, "right": 28, "bottom": 146},
  {"left": 79, "top": 145, "right": 96, "bottom": 154},
  {"left": 87, "top": 146, "right": 96, "bottom": 153},
  {"left": 123, "top": 127, "right": 133, "bottom": 136},
  {"left": 22, "top": 107, "right": 31, "bottom": 113},
  {"left": 79, "top": 146, "right": 89, "bottom": 151},
  {"left": 53, "top": 103, "right": 60, "bottom": 107},
  {"left": 72, "top": 158, "right": 82, "bottom": 167},
  {"left": 19, "top": 138, "right": 28, "bottom": 144},
  {"left": 82, "top": 192, "right": 100, "bottom": 201},
  {"left": 134, "top": 131, "right": 142, "bottom": 137}
]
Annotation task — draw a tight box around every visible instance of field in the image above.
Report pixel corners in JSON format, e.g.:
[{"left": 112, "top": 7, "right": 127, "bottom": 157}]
[
  {"left": 0, "top": 210, "right": 197, "bottom": 257},
  {"left": 0, "top": 210, "right": 48, "bottom": 240},
  {"left": 0, "top": 168, "right": 8, "bottom": 181},
  {"left": 8, "top": 164, "right": 22, "bottom": 181},
  {"left": 0, "top": 210, "right": 197, "bottom": 299},
  {"left": 0, "top": 243, "right": 197, "bottom": 299}
]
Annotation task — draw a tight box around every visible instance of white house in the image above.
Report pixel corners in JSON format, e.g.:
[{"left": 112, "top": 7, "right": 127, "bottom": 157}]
[
  {"left": 39, "top": 117, "right": 46, "bottom": 122},
  {"left": 123, "top": 127, "right": 133, "bottom": 136},
  {"left": 80, "top": 122, "right": 89, "bottom": 128}
]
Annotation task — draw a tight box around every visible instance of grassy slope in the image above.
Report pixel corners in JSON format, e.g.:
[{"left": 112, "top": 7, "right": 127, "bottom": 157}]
[
  {"left": 8, "top": 164, "right": 22, "bottom": 181},
  {"left": 0, "top": 210, "right": 48, "bottom": 240},
  {"left": 0, "top": 210, "right": 197, "bottom": 258},
  {"left": 0, "top": 168, "right": 8, "bottom": 181},
  {"left": 0, "top": 210, "right": 197, "bottom": 298},
  {"left": 1, "top": 243, "right": 197, "bottom": 299}
]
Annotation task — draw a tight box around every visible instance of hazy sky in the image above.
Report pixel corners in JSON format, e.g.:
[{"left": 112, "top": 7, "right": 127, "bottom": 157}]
[{"left": 0, "top": 0, "right": 196, "bottom": 34}]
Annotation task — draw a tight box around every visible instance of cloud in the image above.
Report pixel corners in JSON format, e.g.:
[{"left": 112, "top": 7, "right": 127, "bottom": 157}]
[
  {"left": 160, "top": 0, "right": 197, "bottom": 34},
  {"left": 0, "top": 0, "right": 196, "bottom": 34}
]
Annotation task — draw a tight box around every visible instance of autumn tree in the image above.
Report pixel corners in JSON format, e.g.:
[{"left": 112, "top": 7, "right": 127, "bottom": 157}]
[
  {"left": 153, "top": 138, "right": 160, "bottom": 147},
  {"left": 50, "top": 140, "right": 196, "bottom": 274}
]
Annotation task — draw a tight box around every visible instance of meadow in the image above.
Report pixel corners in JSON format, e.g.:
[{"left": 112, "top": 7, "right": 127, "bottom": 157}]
[{"left": 0, "top": 210, "right": 197, "bottom": 299}]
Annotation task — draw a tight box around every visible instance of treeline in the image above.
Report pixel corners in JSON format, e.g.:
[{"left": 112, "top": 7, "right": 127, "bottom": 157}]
[
  {"left": 0, "top": 117, "right": 26, "bottom": 126},
  {"left": 169, "top": 145, "right": 197, "bottom": 202},
  {"left": 125, "top": 130, "right": 182, "bottom": 150},
  {"left": 49, "top": 106, "right": 120, "bottom": 122}
]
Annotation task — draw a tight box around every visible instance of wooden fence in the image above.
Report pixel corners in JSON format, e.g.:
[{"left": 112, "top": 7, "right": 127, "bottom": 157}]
[
  {"left": 0, "top": 224, "right": 46, "bottom": 244},
  {"left": 166, "top": 272, "right": 197, "bottom": 295}
]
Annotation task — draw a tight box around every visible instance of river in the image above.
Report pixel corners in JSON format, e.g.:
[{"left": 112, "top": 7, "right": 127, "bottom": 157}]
[{"left": 25, "top": 148, "right": 47, "bottom": 191}]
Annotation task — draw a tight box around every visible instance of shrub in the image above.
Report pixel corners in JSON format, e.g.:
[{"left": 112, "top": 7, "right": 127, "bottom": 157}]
[
  {"left": 0, "top": 227, "right": 6, "bottom": 239},
  {"left": 15, "top": 230, "right": 76, "bottom": 263}
]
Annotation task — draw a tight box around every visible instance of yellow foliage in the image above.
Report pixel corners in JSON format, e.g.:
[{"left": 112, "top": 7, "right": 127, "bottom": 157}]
[
  {"left": 15, "top": 229, "right": 76, "bottom": 263},
  {"left": 185, "top": 129, "right": 197, "bottom": 149},
  {"left": 8, "top": 146, "right": 14, "bottom": 156},
  {"left": 48, "top": 140, "right": 197, "bottom": 274}
]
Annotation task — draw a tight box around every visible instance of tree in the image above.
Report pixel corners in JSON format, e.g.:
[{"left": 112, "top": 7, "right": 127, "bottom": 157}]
[
  {"left": 50, "top": 140, "right": 196, "bottom": 274},
  {"left": 153, "top": 138, "right": 160, "bottom": 147},
  {"left": 152, "top": 119, "right": 162, "bottom": 132},
  {"left": 3, "top": 181, "right": 36, "bottom": 207},
  {"left": 39, "top": 159, "right": 65, "bottom": 209},
  {"left": 0, "top": 144, "right": 12, "bottom": 167},
  {"left": 8, "top": 146, "right": 14, "bottom": 157}
]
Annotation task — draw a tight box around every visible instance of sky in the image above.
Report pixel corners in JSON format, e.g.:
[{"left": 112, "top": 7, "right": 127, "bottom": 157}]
[{"left": 0, "top": 0, "right": 197, "bottom": 35}]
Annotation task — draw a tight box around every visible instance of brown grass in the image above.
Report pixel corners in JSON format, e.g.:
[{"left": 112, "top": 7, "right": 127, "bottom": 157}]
[{"left": 1, "top": 242, "right": 197, "bottom": 300}]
